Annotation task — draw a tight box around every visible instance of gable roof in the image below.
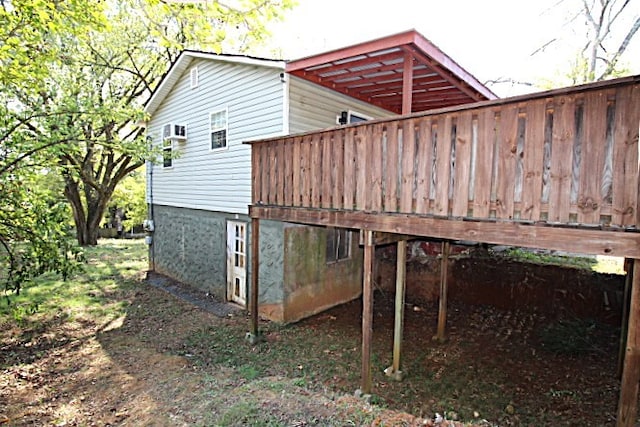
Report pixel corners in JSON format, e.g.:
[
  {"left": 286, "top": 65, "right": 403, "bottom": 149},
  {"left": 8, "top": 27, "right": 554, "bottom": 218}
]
[
  {"left": 144, "top": 50, "right": 285, "bottom": 116},
  {"left": 286, "top": 29, "right": 497, "bottom": 114}
]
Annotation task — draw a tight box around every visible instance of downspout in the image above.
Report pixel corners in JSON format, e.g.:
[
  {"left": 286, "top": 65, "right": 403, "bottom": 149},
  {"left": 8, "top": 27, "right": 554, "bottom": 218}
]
[{"left": 145, "top": 134, "right": 156, "bottom": 272}]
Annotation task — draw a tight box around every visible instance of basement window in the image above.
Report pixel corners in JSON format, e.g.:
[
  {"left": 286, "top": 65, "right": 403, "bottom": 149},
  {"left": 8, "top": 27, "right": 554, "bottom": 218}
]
[{"left": 326, "top": 227, "right": 351, "bottom": 263}]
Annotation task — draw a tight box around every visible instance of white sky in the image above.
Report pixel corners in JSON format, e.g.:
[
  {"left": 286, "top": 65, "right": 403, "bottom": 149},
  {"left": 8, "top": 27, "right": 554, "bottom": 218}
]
[{"left": 265, "top": 0, "right": 640, "bottom": 97}]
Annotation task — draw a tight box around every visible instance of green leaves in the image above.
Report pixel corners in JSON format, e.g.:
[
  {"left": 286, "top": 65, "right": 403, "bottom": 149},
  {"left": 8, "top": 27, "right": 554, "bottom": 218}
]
[{"left": 1, "top": 0, "right": 295, "bottom": 291}]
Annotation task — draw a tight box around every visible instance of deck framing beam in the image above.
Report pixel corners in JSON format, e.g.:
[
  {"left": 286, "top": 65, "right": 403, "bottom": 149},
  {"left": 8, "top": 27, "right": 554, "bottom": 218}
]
[{"left": 250, "top": 206, "right": 640, "bottom": 258}]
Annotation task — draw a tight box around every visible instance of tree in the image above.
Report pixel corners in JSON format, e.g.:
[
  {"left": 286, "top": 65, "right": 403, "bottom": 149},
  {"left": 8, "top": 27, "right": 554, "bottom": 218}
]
[
  {"left": 538, "top": 0, "right": 639, "bottom": 85},
  {"left": 1, "top": 0, "right": 102, "bottom": 296},
  {"left": 107, "top": 170, "right": 148, "bottom": 234},
  {"left": 1, "top": 0, "right": 294, "bottom": 297},
  {"left": 3, "top": 0, "right": 295, "bottom": 247},
  {"left": 577, "top": 0, "right": 639, "bottom": 81}
]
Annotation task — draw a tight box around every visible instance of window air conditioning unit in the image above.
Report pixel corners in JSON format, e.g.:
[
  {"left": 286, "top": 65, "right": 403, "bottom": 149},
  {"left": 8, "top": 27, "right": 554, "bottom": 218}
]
[{"left": 163, "top": 123, "right": 187, "bottom": 141}]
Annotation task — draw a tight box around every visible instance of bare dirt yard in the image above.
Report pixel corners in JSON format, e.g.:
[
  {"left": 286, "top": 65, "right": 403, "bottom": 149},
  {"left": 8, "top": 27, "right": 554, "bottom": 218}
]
[{"left": 0, "top": 240, "right": 629, "bottom": 426}]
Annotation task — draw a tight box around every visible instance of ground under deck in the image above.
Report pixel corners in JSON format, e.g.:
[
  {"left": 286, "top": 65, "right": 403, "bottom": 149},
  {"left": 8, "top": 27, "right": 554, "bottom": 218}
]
[{"left": 248, "top": 75, "right": 640, "bottom": 426}]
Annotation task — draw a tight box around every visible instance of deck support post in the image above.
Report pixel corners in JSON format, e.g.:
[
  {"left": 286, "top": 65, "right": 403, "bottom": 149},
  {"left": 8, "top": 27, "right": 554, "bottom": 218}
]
[
  {"left": 435, "top": 240, "right": 450, "bottom": 342},
  {"left": 617, "top": 259, "right": 640, "bottom": 427},
  {"left": 247, "top": 217, "right": 261, "bottom": 344},
  {"left": 360, "top": 229, "right": 375, "bottom": 395},
  {"left": 385, "top": 239, "right": 407, "bottom": 381},
  {"left": 618, "top": 258, "right": 634, "bottom": 377}
]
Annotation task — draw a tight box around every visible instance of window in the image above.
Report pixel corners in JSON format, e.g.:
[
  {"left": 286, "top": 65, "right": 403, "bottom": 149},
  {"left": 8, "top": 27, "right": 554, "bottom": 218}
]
[
  {"left": 348, "top": 111, "right": 370, "bottom": 123},
  {"left": 190, "top": 66, "right": 199, "bottom": 89},
  {"left": 337, "top": 110, "right": 372, "bottom": 125},
  {"left": 162, "top": 138, "right": 172, "bottom": 168},
  {"left": 326, "top": 227, "right": 351, "bottom": 263},
  {"left": 210, "top": 109, "right": 228, "bottom": 150}
]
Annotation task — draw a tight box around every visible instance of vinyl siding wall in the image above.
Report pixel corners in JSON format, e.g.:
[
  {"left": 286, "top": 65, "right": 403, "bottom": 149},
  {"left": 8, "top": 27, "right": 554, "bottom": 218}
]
[
  {"left": 147, "top": 58, "right": 285, "bottom": 214},
  {"left": 288, "top": 76, "right": 395, "bottom": 133}
]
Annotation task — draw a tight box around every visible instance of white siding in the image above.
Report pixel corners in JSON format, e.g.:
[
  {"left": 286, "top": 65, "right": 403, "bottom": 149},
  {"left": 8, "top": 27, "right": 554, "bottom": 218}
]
[
  {"left": 288, "top": 76, "right": 396, "bottom": 133},
  {"left": 148, "top": 59, "right": 286, "bottom": 214}
]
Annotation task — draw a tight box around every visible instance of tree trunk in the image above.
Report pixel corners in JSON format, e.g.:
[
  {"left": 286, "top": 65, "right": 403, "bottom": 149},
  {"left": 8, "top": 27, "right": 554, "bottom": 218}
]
[{"left": 63, "top": 175, "right": 110, "bottom": 246}]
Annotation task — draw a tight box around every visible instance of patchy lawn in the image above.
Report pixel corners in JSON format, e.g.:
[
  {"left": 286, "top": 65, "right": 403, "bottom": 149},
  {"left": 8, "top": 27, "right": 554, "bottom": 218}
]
[{"left": 0, "top": 239, "right": 628, "bottom": 426}]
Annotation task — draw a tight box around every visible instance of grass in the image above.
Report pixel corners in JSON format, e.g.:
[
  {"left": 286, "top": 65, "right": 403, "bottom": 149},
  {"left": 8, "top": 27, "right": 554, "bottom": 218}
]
[
  {"left": 1, "top": 239, "right": 145, "bottom": 327},
  {"left": 498, "top": 247, "right": 624, "bottom": 274},
  {"left": 1, "top": 238, "right": 621, "bottom": 426}
]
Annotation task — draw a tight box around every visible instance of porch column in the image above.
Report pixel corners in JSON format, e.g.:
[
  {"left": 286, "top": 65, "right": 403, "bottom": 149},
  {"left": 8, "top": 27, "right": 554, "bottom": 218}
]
[
  {"left": 385, "top": 239, "right": 407, "bottom": 381},
  {"left": 436, "top": 240, "right": 450, "bottom": 342},
  {"left": 402, "top": 51, "right": 413, "bottom": 115},
  {"left": 249, "top": 217, "right": 260, "bottom": 341},
  {"left": 360, "top": 229, "right": 375, "bottom": 394},
  {"left": 617, "top": 259, "right": 640, "bottom": 427}
]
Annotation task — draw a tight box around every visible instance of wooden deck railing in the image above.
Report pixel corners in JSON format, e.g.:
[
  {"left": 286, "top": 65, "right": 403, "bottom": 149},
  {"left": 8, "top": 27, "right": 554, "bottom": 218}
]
[{"left": 250, "top": 76, "right": 640, "bottom": 229}]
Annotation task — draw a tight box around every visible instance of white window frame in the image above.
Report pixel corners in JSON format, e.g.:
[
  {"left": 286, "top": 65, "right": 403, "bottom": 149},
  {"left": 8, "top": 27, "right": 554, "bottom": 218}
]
[
  {"left": 347, "top": 110, "right": 372, "bottom": 123},
  {"left": 190, "top": 66, "right": 199, "bottom": 89},
  {"left": 162, "top": 137, "right": 173, "bottom": 169},
  {"left": 337, "top": 109, "right": 373, "bottom": 125},
  {"left": 209, "top": 108, "right": 229, "bottom": 152}
]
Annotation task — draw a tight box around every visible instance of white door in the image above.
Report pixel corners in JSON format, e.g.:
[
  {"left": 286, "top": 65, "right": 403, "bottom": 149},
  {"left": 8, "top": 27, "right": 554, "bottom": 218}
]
[{"left": 226, "top": 221, "right": 247, "bottom": 305}]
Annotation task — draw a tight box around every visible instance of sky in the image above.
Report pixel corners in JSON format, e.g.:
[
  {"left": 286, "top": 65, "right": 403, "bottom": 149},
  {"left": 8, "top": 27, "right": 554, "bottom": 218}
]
[{"left": 265, "top": 0, "right": 640, "bottom": 97}]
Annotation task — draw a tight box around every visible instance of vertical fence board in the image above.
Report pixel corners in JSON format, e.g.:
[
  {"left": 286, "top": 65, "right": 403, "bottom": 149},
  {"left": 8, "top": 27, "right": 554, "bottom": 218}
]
[
  {"left": 548, "top": 95, "right": 576, "bottom": 223},
  {"left": 521, "top": 100, "right": 546, "bottom": 220},
  {"left": 310, "top": 134, "right": 322, "bottom": 208},
  {"left": 473, "top": 109, "right": 496, "bottom": 217},
  {"left": 355, "top": 127, "right": 367, "bottom": 210},
  {"left": 301, "top": 136, "right": 311, "bottom": 207},
  {"left": 283, "top": 139, "right": 293, "bottom": 206},
  {"left": 452, "top": 112, "right": 472, "bottom": 217},
  {"left": 578, "top": 91, "right": 608, "bottom": 224},
  {"left": 384, "top": 121, "right": 399, "bottom": 212},
  {"left": 415, "top": 118, "right": 433, "bottom": 214},
  {"left": 343, "top": 128, "right": 356, "bottom": 210},
  {"left": 400, "top": 120, "right": 416, "bottom": 213},
  {"left": 275, "top": 141, "right": 285, "bottom": 205},
  {"left": 612, "top": 85, "right": 640, "bottom": 226},
  {"left": 333, "top": 129, "right": 345, "bottom": 210},
  {"left": 434, "top": 115, "right": 453, "bottom": 215},
  {"left": 362, "top": 125, "right": 374, "bottom": 211},
  {"left": 322, "top": 133, "right": 333, "bottom": 209},
  {"left": 370, "top": 124, "right": 384, "bottom": 212},
  {"left": 252, "top": 144, "right": 261, "bottom": 204},
  {"left": 259, "top": 144, "right": 269, "bottom": 204},
  {"left": 495, "top": 106, "right": 519, "bottom": 219},
  {"left": 292, "top": 137, "right": 301, "bottom": 206},
  {"left": 266, "top": 143, "right": 277, "bottom": 205}
]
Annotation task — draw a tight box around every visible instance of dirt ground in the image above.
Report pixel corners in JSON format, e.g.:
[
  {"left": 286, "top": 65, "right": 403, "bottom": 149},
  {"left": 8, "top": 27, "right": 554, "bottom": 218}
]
[{"left": 0, "top": 265, "right": 629, "bottom": 426}]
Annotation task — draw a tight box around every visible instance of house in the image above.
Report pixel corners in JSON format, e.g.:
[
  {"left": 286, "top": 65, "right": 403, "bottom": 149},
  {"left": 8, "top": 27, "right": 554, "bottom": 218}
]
[{"left": 143, "top": 29, "right": 496, "bottom": 323}]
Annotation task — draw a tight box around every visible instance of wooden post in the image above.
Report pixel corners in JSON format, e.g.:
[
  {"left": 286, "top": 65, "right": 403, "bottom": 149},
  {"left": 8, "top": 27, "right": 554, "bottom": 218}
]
[
  {"left": 361, "top": 229, "right": 374, "bottom": 394},
  {"left": 402, "top": 52, "right": 413, "bottom": 115},
  {"left": 436, "top": 241, "right": 450, "bottom": 342},
  {"left": 250, "top": 218, "right": 260, "bottom": 338},
  {"left": 388, "top": 240, "right": 407, "bottom": 379},
  {"left": 617, "top": 259, "right": 640, "bottom": 427},
  {"left": 618, "top": 258, "right": 633, "bottom": 378}
]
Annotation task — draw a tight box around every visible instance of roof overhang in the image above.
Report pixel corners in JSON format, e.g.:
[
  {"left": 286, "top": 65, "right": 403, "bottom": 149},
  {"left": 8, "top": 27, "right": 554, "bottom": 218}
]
[{"left": 286, "top": 29, "right": 497, "bottom": 114}]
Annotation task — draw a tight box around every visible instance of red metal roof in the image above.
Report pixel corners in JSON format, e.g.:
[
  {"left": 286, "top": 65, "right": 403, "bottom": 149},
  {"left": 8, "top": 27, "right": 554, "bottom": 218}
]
[{"left": 286, "top": 30, "right": 497, "bottom": 114}]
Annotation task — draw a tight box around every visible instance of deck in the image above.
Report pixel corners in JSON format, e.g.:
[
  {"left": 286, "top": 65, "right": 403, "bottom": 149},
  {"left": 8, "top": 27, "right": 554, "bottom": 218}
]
[
  {"left": 247, "top": 75, "right": 640, "bottom": 427},
  {"left": 250, "top": 76, "right": 640, "bottom": 257}
]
